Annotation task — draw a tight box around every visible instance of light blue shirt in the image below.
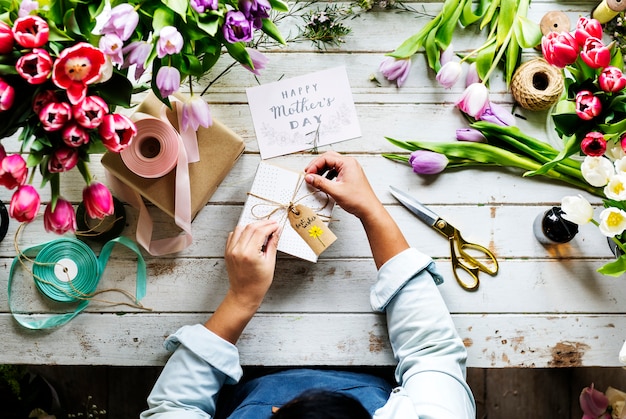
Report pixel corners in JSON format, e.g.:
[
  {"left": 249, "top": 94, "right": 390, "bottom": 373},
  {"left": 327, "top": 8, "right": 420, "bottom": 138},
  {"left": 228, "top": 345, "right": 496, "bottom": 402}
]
[{"left": 141, "top": 248, "right": 476, "bottom": 418}]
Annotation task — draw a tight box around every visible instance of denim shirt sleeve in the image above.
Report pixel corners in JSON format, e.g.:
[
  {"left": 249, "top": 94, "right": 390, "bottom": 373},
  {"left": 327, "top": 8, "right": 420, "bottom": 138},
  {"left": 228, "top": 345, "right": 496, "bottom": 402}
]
[
  {"left": 141, "top": 324, "right": 243, "bottom": 418},
  {"left": 371, "top": 248, "right": 476, "bottom": 419}
]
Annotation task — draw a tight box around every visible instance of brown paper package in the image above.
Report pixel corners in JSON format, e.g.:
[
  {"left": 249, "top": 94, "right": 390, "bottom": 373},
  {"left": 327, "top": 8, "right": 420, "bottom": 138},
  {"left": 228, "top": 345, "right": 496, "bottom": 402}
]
[{"left": 101, "top": 92, "right": 245, "bottom": 220}]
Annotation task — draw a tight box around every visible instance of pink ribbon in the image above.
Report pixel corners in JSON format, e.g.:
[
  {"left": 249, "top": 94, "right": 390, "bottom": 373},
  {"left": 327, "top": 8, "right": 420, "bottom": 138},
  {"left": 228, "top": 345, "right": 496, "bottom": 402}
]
[{"left": 106, "top": 108, "right": 193, "bottom": 256}]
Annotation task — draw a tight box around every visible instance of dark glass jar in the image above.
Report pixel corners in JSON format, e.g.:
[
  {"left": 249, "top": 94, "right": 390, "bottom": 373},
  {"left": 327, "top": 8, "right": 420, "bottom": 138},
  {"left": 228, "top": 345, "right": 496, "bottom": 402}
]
[{"left": 533, "top": 206, "right": 579, "bottom": 244}]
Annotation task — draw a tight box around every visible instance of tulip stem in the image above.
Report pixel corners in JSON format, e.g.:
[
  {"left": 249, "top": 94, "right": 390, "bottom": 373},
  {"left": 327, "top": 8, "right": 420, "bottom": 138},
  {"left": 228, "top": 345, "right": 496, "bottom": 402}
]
[
  {"left": 482, "top": 25, "right": 514, "bottom": 83},
  {"left": 77, "top": 160, "right": 92, "bottom": 185}
]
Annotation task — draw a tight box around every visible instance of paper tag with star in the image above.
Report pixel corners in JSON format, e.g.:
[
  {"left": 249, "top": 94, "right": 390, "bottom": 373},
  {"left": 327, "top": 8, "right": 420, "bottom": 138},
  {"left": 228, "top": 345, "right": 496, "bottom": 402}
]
[{"left": 287, "top": 204, "right": 337, "bottom": 256}]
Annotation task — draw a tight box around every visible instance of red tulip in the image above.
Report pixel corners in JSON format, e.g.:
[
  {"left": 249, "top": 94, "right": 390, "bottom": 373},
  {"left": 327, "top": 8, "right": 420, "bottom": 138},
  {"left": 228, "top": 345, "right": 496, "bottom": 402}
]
[
  {"left": 575, "top": 17, "right": 603, "bottom": 47},
  {"left": 16, "top": 48, "right": 53, "bottom": 85},
  {"left": 599, "top": 66, "right": 626, "bottom": 92},
  {"left": 62, "top": 122, "right": 90, "bottom": 147},
  {"left": 0, "top": 143, "right": 5, "bottom": 161},
  {"left": 48, "top": 147, "right": 79, "bottom": 173},
  {"left": 0, "top": 154, "right": 28, "bottom": 189},
  {"left": 10, "top": 185, "right": 40, "bottom": 223},
  {"left": 581, "top": 131, "right": 607, "bottom": 156},
  {"left": 52, "top": 42, "right": 106, "bottom": 104},
  {"left": 82, "top": 182, "right": 114, "bottom": 219},
  {"left": 0, "top": 21, "right": 13, "bottom": 54},
  {"left": 575, "top": 90, "right": 602, "bottom": 121},
  {"left": 541, "top": 31, "right": 579, "bottom": 68},
  {"left": 580, "top": 37, "right": 611, "bottom": 69},
  {"left": 72, "top": 95, "right": 108, "bottom": 129},
  {"left": 98, "top": 113, "right": 136, "bottom": 152},
  {"left": 39, "top": 101, "right": 71, "bottom": 132},
  {"left": 12, "top": 15, "right": 49, "bottom": 48},
  {"left": 44, "top": 198, "right": 76, "bottom": 234},
  {"left": 0, "top": 78, "right": 14, "bottom": 111}
]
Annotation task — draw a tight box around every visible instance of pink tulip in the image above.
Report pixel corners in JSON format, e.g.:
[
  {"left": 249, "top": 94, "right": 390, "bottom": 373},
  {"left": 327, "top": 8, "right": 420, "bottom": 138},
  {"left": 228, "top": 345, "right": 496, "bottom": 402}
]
[
  {"left": 580, "top": 384, "right": 609, "bottom": 417},
  {"left": 0, "top": 154, "right": 28, "bottom": 189},
  {"left": 465, "top": 62, "right": 480, "bottom": 86},
  {"left": 439, "top": 45, "right": 455, "bottom": 66},
  {"left": 52, "top": 42, "right": 106, "bottom": 104},
  {"left": 456, "top": 82, "right": 489, "bottom": 118},
  {"left": 581, "top": 132, "right": 607, "bottom": 156},
  {"left": 62, "top": 122, "right": 90, "bottom": 147},
  {"left": 409, "top": 150, "right": 449, "bottom": 174},
  {"left": 599, "top": 66, "right": 626, "bottom": 92},
  {"left": 0, "top": 78, "right": 14, "bottom": 111},
  {"left": 39, "top": 101, "right": 71, "bottom": 132},
  {"left": 575, "top": 90, "right": 602, "bottom": 121},
  {"left": 12, "top": 15, "right": 49, "bottom": 48},
  {"left": 44, "top": 198, "right": 76, "bottom": 234},
  {"left": 575, "top": 17, "right": 603, "bottom": 47},
  {"left": 32, "top": 90, "right": 58, "bottom": 114},
  {"left": 156, "top": 26, "right": 184, "bottom": 58},
  {"left": 580, "top": 37, "right": 611, "bottom": 69},
  {"left": 48, "top": 147, "right": 79, "bottom": 173},
  {"left": 541, "top": 31, "right": 579, "bottom": 68},
  {"left": 10, "top": 185, "right": 40, "bottom": 223},
  {"left": 0, "top": 144, "right": 5, "bottom": 161},
  {"left": 0, "top": 21, "right": 14, "bottom": 54},
  {"left": 101, "top": 3, "right": 139, "bottom": 42},
  {"left": 242, "top": 47, "right": 269, "bottom": 76},
  {"left": 181, "top": 95, "right": 212, "bottom": 131},
  {"left": 155, "top": 66, "right": 180, "bottom": 97},
  {"left": 16, "top": 48, "right": 53, "bottom": 85},
  {"left": 82, "top": 182, "right": 114, "bottom": 219},
  {"left": 436, "top": 61, "right": 462, "bottom": 89},
  {"left": 72, "top": 95, "right": 109, "bottom": 129},
  {"left": 456, "top": 128, "right": 486, "bottom": 142},
  {"left": 98, "top": 33, "right": 124, "bottom": 66},
  {"left": 122, "top": 41, "right": 151, "bottom": 79},
  {"left": 379, "top": 56, "right": 411, "bottom": 87},
  {"left": 99, "top": 113, "right": 137, "bottom": 152}
]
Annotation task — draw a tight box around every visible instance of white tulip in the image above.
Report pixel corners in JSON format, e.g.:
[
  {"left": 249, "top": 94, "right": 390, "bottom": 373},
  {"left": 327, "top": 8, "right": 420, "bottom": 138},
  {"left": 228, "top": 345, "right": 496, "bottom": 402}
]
[
  {"left": 615, "top": 156, "right": 626, "bottom": 174},
  {"left": 561, "top": 195, "right": 594, "bottom": 225},
  {"left": 606, "top": 141, "right": 626, "bottom": 161},
  {"left": 581, "top": 156, "right": 615, "bottom": 187},
  {"left": 605, "top": 174, "right": 626, "bottom": 200},
  {"left": 599, "top": 207, "right": 626, "bottom": 237}
]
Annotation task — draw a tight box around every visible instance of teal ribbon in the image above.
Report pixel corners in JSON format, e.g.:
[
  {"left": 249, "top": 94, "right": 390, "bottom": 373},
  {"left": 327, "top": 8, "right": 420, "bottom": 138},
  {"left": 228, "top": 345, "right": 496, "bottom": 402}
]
[{"left": 9, "top": 236, "right": 147, "bottom": 330}]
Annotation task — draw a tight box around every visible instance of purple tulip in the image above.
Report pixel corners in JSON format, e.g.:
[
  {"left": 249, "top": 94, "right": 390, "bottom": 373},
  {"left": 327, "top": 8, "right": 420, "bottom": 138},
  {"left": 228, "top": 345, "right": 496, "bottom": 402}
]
[
  {"left": 181, "top": 95, "right": 212, "bottom": 131},
  {"left": 222, "top": 11, "right": 254, "bottom": 43},
  {"left": 101, "top": 3, "right": 139, "bottom": 41},
  {"left": 465, "top": 62, "right": 480, "bottom": 86},
  {"left": 243, "top": 47, "right": 269, "bottom": 76},
  {"left": 379, "top": 57, "right": 411, "bottom": 87},
  {"left": 579, "top": 384, "right": 609, "bottom": 417},
  {"left": 191, "top": 0, "right": 219, "bottom": 13},
  {"left": 409, "top": 150, "right": 449, "bottom": 175},
  {"left": 157, "top": 26, "right": 184, "bottom": 58},
  {"left": 122, "top": 41, "right": 152, "bottom": 80},
  {"left": 156, "top": 66, "right": 181, "bottom": 97},
  {"left": 239, "top": 0, "right": 271, "bottom": 29},
  {"left": 436, "top": 61, "right": 462, "bottom": 89},
  {"left": 456, "top": 128, "right": 486, "bottom": 142},
  {"left": 18, "top": 0, "right": 39, "bottom": 18},
  {"left": 439, "top": 45, "right": 455, "bottom": 66},
  {"left": 99, "top": 33, "right": 124, "bottom": 66},
  {"left": 456, "top": 83, "right": 489, "bottom": 118},
  {"left": 479, "top": 102, "right": 516, "bottom": 126}
]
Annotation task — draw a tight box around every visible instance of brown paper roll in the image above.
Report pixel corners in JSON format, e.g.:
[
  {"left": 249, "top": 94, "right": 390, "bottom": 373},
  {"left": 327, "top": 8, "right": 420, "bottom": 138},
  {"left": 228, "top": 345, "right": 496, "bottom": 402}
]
[{"left": 511, "top": 58, "right": 564, "bottom": 111}]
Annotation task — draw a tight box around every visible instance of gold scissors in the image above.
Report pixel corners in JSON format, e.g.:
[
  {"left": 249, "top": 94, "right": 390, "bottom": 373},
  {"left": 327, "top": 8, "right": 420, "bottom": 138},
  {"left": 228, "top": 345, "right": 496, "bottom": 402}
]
[{"left": 389, "top": 186, "right": 498, "bottom": 291}]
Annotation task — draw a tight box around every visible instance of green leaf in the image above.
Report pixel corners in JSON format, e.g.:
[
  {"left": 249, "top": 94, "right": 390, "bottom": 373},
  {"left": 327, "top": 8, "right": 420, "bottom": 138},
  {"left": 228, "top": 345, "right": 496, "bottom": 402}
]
[
  {"left": 224, "top": 41, "right": 253, "bottom": 68},
  {"left": 161, "top": 0, "right": 188, "bottom": 21},
  {"left": 183, "top": 53, "right": 203, "bottom": 77},
  {"left": 475, "top": 42, "right": 495, "bottom": 81},
  {"left": 597, "top": 254, "right": 626, "bottom": 276},
  {"left": 480, "top": 0, "right": 500, "bottom": 30},
  {"left": 268, "top": 0, "right": 290, "bottom": 13},
  {"left": 496, "top": 0, "right": 515, "bottom": 47},
  {"left": 196, "top": 15, "right": 219, "bottom": 36},
  {"left": 261, "top": 17, "right": 285, "bottom": 44},
  {"left": 153, "top": 6, "right": 175, "bottom": 32},
  {"left": 460, "top": 0, "right": 484, "bottom": 27},
  {"left": 524, "top": 134, "right": 578, "bottom": 177},
  {"left": 504, "top": 32, "right": 519, "bottom": 86},
  {"left": 513, "top": 15, "right": 541, "bottom": 48},
  {"left": 94, "top": 72, "right": 134, "bottom": 107}
]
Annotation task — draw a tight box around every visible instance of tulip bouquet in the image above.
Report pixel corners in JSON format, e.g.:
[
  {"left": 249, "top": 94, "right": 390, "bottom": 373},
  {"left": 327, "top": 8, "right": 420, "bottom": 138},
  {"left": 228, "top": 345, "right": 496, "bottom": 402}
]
[{"left": 0, "top": 0, "right": 287, "bottom": 235}]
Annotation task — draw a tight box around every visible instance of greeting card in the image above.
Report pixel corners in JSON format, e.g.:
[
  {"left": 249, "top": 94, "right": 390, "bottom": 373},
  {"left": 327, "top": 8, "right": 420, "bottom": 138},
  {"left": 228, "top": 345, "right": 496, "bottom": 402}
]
[
  {"left": 238, "top": 161, "right": 336, "bottom": 262},
  {"left": 246, "top": 66, "right": 361, "bottom": 159}
]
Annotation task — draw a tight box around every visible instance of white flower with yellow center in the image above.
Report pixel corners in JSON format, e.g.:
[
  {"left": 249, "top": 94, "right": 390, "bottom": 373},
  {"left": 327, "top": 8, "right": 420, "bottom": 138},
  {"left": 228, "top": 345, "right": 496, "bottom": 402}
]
[
  {"left": 561, "top": 195, "right": 594, "bottom": 224},
  {"left": 599, "top": 207, "right": 626, "bottom": 237},
  {"left": 605, "top": 174, "right": 626, "bottom": 200},
  {"left": 581, "top": 155, "right": 615, "bottom": 187}
]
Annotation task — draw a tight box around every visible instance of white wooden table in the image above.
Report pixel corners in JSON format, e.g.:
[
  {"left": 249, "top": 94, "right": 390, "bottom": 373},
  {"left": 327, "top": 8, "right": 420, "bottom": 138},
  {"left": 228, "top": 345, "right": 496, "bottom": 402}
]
[{"left": 2, "top": 0, "right": 624, "bottom": 368}]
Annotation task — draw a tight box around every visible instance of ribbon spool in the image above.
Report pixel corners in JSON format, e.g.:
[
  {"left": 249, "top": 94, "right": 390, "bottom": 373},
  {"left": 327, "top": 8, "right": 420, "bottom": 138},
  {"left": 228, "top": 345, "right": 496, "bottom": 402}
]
[
  {"left": 0, "top": 200, "right": 8, "bottom": 242},
  {"left": 76, "top": 196, "right": 127, "bottom": 243},
  {"left": 593, "top": 0, "right": 626, "bottom": 23},
  {"left": 9, "top": 235, "right": 147, "bottom": 330},
  {"left": 511, "top": 58, "right": 564, "bottom": 111},
  {"left": 120, "top": 117, "right": 180, "bottom": 178}
]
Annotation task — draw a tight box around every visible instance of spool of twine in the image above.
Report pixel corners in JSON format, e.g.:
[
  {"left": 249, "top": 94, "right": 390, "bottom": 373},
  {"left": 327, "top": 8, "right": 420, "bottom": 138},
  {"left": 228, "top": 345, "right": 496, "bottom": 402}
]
[{"left": 511, "top": 58, "right": 564, "bottom": 111}]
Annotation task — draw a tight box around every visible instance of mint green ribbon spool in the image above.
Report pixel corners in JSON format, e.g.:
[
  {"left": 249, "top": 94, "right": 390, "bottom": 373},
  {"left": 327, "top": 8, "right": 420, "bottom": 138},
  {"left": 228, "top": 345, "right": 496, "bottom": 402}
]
[{"left": 9, "top": 236, "right": 147, "bottom": 330}]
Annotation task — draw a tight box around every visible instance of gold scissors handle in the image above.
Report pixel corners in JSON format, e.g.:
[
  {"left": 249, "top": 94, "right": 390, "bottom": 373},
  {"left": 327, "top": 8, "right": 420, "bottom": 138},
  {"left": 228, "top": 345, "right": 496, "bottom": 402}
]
[{"left": 433, "top": 218, "right": 499, "bottom": 291}]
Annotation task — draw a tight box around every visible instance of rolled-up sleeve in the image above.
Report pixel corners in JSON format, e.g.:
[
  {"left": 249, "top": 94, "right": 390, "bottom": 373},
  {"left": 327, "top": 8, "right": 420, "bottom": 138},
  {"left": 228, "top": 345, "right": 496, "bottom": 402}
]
[
  {"left": 371, "top": 248, "right": 476, "bottom": 419},
  {"left": 141, "top": 324, "right": 243, "bottom": 418}
]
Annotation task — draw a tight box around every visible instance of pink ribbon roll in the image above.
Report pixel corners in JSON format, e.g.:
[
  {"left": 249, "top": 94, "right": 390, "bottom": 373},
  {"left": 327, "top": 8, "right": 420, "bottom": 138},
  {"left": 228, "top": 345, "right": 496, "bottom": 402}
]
[{"left": 120, "top": 117, "right": 179, "bottom": 178}]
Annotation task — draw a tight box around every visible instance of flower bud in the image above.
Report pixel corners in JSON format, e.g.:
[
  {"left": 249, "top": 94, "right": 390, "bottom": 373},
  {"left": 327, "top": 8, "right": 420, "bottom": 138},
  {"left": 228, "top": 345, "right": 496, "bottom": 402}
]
[
  {"left": 157, "top": 26, "right": 184, "bottom": 58},
  {"left": 599, "top": 67, "right": 626, "bottom": 92},
  {"left": 581, "top": 131, "right": 607, "bottom": 156},
  {"left": 409, "top": 150, "right": 449, "bottom": 175},
  {"left": 10, "top": 185, "right": 40, "bottom": 223},
  {"left": 456, "top": 83, "right": 489, "bottom": 118},
  {"left": 436, "top": 61, "right": 462, "bottom": 89},
  {"left": 561, "top": 195, "right": 594, "bottom": 225},
  {"left": 575, "top": 91, "right": 602, "bottom": 121},
  {"left": 456, "top": 128, "right": 486, "bottom": 142},
  {"left": 182, "top": 95, "right": 212, "bottom": 131},
  {"left": 101, "top": 3, "right": 139, "bottom": 42},
  {"left": 44, "top": 198, "right": 77, "bottom": 234},
  {"left": 155, "top": 66, "right": 180, "bottom": 98},
  {"left": 83, "top": 182, "right": 114, "bottom": 219}
]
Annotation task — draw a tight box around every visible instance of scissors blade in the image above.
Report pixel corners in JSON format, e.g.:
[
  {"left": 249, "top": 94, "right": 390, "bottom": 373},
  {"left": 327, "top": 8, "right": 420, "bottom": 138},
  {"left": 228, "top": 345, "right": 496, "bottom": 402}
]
[{"left": 389, "top": 185, "right": 439, "bottom": 227}]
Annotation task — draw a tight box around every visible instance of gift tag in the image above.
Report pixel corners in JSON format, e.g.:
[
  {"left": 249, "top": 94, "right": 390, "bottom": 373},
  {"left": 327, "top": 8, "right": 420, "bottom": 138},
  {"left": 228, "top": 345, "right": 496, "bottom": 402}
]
[{"left": 288, "top": 204, "right": 336, "bottom": 256}]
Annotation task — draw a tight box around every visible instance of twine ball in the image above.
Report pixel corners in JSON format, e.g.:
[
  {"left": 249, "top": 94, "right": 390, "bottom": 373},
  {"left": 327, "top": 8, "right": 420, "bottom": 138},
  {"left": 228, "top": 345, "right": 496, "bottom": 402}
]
[{"left": 511, "top": 58, "right": 564, "bottom": 111}]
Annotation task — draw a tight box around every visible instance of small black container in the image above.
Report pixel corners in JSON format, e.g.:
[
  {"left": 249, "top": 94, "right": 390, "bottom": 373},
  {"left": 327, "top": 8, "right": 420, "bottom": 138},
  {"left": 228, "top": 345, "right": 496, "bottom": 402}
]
[{"left": 533, "top": 206, "right": 579, "bottom": 244}]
